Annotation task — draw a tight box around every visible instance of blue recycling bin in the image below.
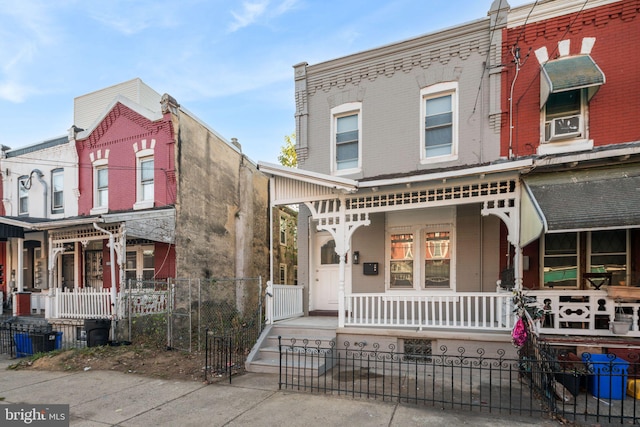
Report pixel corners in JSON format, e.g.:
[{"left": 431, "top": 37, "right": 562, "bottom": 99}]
[
  {"left": 14, "top": 333, "right": 32, "bottom": 358},
  {"left": 582, "top": 353, "right": 629, "bottom": 400},
  {"left": 14, "top": 331, "right": 63, "bottom": 357}
]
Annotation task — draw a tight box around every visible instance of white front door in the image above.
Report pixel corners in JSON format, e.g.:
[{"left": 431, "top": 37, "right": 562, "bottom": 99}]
[{"left": 312, "top": 235, "right": 340, "bottom": 311}]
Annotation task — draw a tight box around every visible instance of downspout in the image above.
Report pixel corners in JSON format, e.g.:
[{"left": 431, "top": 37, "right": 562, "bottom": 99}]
[
  {"left": 268, "top": 177, "right": 274, "bottom": 284},
  {"left": 508, "top": 47, "right": 521, "bottom": 160},
  {"left": 93, "top": 223, "right": 116, "bottom": 336}
]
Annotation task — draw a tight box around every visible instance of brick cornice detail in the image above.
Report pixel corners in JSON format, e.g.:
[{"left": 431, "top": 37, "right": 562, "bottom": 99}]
[{"left": 79, "top": 102, "right": 171, "bottom": 148}]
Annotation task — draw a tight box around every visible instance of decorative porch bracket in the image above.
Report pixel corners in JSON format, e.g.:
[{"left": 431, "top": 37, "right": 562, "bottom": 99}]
[
  {"left": 306, "top": 195, "right": 371, "bottom": 327},
  {"left": 480, "top": 182, "right": 522, "bottom": 290}
]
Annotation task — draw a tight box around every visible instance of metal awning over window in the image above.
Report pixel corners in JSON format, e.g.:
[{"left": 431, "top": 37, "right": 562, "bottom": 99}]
[
  {"left": 520, "top": 166, "right": 640, "bottom": 245},
  {"left": 540, "top": 55, "right": 605, "bottom": 107}
]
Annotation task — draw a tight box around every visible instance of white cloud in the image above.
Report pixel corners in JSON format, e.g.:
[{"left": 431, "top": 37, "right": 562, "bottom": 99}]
[
  {"left": 227, "top": 0, "right": 297, "bottom": 33},
  {"left": 228, "top": 1, "right": 269, "bottom": 32},
  {"left": 0, "top": 81, "right": 35, "bottom": 103}
]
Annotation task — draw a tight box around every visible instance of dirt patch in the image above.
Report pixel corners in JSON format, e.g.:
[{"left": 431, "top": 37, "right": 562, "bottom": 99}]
[{"left": 8, "top": 344, "right": 210, "bottom": 383}]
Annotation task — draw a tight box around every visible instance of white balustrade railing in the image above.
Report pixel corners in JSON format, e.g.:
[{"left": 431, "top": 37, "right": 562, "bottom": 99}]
[
  {"left": 345, "top": 292, "right": 516, "bottom": 331},
  {"left": 266, "top": 281, "right": 304, "bottom": 324},
  {"left": 526, "top": 289, "right": 640, "bottom": 337}
]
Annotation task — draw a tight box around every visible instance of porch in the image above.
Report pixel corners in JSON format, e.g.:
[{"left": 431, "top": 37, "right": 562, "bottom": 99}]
[
  {"left": 6, "top": 284, "right": 170, "bottom": 320},
  {"left": 267, "top": 283, "right": 640, "bottom": 340}
]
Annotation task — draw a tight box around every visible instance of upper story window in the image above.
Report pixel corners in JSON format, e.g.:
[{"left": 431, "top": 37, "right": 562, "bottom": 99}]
[
  {"left": 133, "top": 140, "right": 155, "bottom": 210},
  {"left": 279, "top": 216, "right": 287, "bottom": 245},
  {"left": 51, "top": 168, "right": 64, "bottom": 214},
  {"left": 420, "top": 82, "right": 458, "bottom": 164},
  {"left": 90, "top": 150, "right": 109, "bottom": 215},
  {"left": 139, "top": 156, "right": 154, "bottom": 201},
  {"left": 18, "top": 175, "right": 29, "bottom": 215},
  {"left": 279, "top": 264, "right": 287, "bottom": 284},
  {"left": 95, "top": 166, "right": 108, "bottom": 211},
  {"left": 331, "top": 102, "right": 362, "bottom": 175},
  {"left": 536, "top": 40, "right": 604, "bottom": 155},
  {"left": 544, "top": 90, "right": 584, "bottom": 142}
]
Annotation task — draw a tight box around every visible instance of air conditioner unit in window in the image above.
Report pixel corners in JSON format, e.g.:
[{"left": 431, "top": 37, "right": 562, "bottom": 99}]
[{"left": 546, "top": 115, "right": 582, "bottom": 141}]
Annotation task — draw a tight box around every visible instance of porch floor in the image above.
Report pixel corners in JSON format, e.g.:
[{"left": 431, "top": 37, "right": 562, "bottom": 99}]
[{"left": 275, "top": 316, "right": 338, "bottom": 329}]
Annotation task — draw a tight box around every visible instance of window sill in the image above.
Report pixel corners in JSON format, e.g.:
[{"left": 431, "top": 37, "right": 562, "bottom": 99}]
[
  {"left": 90, "top": 207, "right": 108, "bottom": 215},
  {"left": 420, "top": 154, "right": 458, "bottom": 165},
  {"left": 537, "top": 138, "right": 593, "bottom": 155},
  {"left": 333, "top": 167, "right": 362, "bottom": 177},
  {"left": 133, "top": 200, "right": 155, "bottom": 210}
]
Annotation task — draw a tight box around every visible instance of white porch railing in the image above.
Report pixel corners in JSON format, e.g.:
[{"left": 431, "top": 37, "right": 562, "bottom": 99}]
[
  {"left": 345, "top": 292, "right": 516, "bottom": 331},
  {"left": 50, "top": 288, "right": 113, "bottom": 320},
  {"left": 526, "top": 289, "right": 640, "bottom": 337},
  {"left": 266, "top": 281, "right": 304, "bottom": 324}
]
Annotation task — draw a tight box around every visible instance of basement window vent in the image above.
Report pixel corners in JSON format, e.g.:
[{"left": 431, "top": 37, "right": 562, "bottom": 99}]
[{"left": 403, "top": 339, "right": 432, "bottom": 363}]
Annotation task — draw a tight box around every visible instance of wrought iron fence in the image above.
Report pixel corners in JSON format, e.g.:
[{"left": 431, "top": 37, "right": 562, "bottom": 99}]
[
  {"left": 0, "top": 318, "right": 90, "bottom": 357},
  {"left": 278, "top": 337, "right": 544, "bottom": 416},
  {"left": 203, "top": 313, "right": 263, "bottom": 383},
  {"left": 278, "top": 334, "right": 640, "bottom": 424}
]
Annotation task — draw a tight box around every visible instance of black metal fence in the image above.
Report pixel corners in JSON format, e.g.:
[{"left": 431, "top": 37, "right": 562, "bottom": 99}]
[
  {"left": 277, "top": 334, "right": 640, "bottom": 424},
  {"left": 0, "top": 318, "right": 90, "bottom": 357},
  {"left": 203, "top": 314, "right": 263, "bottom": 383}
]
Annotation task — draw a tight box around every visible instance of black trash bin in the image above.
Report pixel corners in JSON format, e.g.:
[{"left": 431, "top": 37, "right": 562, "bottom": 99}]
[
  {"left": 31, "top": 331, "right": 60, "bottom": 353},
  {"left": 84, "top": 319, "right": 111, "bottom": 347}
]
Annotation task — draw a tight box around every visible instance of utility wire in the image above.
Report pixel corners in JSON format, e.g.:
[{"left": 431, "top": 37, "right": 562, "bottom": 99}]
[{"left": 472, "top": 0, "right": 503, "bottom": 115}]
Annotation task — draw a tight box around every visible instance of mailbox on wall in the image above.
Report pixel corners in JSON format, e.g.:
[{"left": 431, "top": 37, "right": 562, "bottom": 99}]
[{"left": 363, "top": 262, "right": 378, "bottom": 275}]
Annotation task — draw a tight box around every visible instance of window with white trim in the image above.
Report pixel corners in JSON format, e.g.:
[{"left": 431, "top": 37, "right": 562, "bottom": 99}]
[
  {"left": 139, "top": 156, "right": 154, "bottom": 200},
  {"left": 279, "top": 217, "right": 287, "bottom": 245},
  {"left": 95, "top": 166, "right": 108, "bottom": 210},
  {"left": 543, "top": 90, "right": 584, "bottom": 143},
  {"left": 424, "top": 230, "right": 451, "bottom": 288},
  {"left": 18, "top": 175, "right": 29, "bottom": 215},
  {"left": 389, "top": 225, "right": 453, "bottom": 290},
  {"left": 331, "top": 102, "right": 362, "bottom": 174},
  {"left": 279, "top": 264, "right": 287, "bottom": 284},
  {"left": 125, "top": 245, "right": 155, "bottom": 281},
  {"left": 51, "top": 168, "right": 64, "bottom": 214},
  {"left": 420, "top": 82, "right": 458, "bottom": 163},
  {"left": 390, "top": 232, "right": 414, "bottom": 288}
]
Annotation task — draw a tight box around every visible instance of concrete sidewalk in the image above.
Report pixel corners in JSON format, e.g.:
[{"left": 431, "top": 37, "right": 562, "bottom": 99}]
[{"left": 0, "top": 355, "right": 556, "bottom": 426}]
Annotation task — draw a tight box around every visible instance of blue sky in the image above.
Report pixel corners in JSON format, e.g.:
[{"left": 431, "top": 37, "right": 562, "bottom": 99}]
[{"left": 0, "top": 0, "right": 529, "bottom": 164}]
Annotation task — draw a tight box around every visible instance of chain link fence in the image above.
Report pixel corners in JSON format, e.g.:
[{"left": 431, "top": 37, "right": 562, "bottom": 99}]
[{"left": 119, "top": 277, "right": 264, "bottom": 353}]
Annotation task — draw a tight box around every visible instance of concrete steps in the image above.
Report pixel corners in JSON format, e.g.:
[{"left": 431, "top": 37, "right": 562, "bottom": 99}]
[{"left": 246, "top": 321, "right": 337, "bottom": 376}]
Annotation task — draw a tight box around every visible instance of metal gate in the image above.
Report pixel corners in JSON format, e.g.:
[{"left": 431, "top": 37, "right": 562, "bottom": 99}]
[{"left": 168, "top": 278, "right": 192, "bottom": 352}]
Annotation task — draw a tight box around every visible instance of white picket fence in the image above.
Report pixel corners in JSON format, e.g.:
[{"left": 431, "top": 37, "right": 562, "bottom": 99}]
[
  {"left": 28, "top": 287, "right": 171, "bottom": 320},
  {"left": 51, "top": 288, "right": 113, "bottom": 319}
]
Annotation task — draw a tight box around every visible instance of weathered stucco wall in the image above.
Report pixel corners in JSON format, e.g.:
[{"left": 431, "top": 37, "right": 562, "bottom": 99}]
[{"left": 173, "top": 111, "right": 269, "bottom": 312}]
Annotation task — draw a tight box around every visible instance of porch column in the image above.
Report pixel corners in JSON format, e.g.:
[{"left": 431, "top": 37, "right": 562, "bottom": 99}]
[
  {"left": 16, "top": 238, "right": 24, "bottom": 292},
  {"left": 308, "top": 196, "right": 370, "bottom": 328}
]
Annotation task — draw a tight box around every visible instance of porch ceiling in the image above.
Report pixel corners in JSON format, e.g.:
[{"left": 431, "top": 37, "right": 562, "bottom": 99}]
[{"left": 258, "top": 161, "right": 358, "bottom": 205}]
